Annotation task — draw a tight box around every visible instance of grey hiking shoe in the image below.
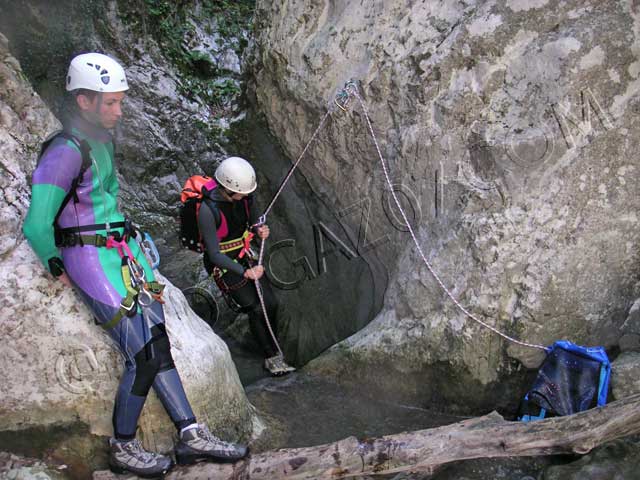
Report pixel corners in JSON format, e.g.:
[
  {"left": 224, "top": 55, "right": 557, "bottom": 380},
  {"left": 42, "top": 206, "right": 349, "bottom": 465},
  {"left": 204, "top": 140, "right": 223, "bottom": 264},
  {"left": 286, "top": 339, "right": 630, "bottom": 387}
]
[
  {"left": 264, "top": 354, "right": 296, "bottom": 376},
  {"left": 108, "top": 437, "right": 173, "bottom": 478},
  {"left": 175, "top": 424, "right": 248, "bottom": 464}
]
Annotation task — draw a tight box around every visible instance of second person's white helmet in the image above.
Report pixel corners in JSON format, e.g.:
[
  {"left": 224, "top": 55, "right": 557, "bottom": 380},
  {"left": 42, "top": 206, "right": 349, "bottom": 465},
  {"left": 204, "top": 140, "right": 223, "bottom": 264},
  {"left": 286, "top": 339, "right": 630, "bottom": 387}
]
[
  {"left": 66, "top": 52, "right": 129, "bottom": 93},
  {"left": 215, "top": 156, "right": 257, "bottom": 195}
]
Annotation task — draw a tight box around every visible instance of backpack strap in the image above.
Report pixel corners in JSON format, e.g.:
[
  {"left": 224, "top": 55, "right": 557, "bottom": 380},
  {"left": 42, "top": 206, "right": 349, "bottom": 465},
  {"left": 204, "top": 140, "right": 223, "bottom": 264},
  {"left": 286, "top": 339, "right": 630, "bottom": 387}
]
[
  {"left": 61, "top": 135, "right": 91, "bottom": 204},
  {"left": 243, "top": 197, "right": 252, "bottom": 228},
  {"left": 40, "top": 131, "right": 93, "bottom": 245},
  {"left": 42, "top": 131, "right": 92, "bottom": 227},
  {"left": 202, "top": 197, "right": 228, "bottom": 241}
]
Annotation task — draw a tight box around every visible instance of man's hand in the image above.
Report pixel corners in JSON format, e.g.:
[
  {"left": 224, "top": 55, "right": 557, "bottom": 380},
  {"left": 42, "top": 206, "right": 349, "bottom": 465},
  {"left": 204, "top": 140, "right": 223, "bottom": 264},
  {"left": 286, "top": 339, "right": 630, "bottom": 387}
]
[
  {"left": 243, "top": 266, "right": 264, "bottom": 280},
  {"left": 58, "top": 273, "right": 72, "bottom": 287},
  {"left": 256, "top": 224, "right": 270, "bottom": 240}
]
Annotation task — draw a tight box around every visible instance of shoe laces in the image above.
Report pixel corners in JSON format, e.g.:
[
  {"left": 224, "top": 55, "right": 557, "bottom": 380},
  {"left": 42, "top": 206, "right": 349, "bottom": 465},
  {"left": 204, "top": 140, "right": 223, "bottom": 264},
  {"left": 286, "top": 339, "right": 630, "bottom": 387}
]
[
  {"left": 195, "top": 424, "right": 232, "bottom": 447},
  {"left": 122, "top": 439, "right": 157, "bottom": 462}
]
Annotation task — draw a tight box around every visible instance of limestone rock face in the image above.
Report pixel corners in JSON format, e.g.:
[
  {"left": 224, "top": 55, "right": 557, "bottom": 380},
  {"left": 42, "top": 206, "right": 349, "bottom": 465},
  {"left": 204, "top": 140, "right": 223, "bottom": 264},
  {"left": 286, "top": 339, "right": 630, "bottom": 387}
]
[
  {"left": 611, "top": 351, "right": 640, "bottom": 400},
  {"left": 619, "top": 298, "right": 640, "bottom": 351},
  {"left": 542, "top": 438, "right": 640, "bottom": 480},
  {"left": 0, "top": 32, "right": 255, "bottom": 462},
  {"left": 0, "top": 0, "right": 248, "bottom": 290},
  {"left": 253, "top": 0, "right": 640, "bottom": 409}
]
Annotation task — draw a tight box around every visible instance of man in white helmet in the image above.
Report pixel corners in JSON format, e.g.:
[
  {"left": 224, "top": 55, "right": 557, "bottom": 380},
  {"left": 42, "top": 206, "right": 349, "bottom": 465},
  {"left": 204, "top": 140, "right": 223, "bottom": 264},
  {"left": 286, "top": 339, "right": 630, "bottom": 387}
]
[
  {"left": 23, "top": 53, "right": 248, "bottom": 478},
  {"left": 198, "top": 156, "right": 296, "bottom": 375}
]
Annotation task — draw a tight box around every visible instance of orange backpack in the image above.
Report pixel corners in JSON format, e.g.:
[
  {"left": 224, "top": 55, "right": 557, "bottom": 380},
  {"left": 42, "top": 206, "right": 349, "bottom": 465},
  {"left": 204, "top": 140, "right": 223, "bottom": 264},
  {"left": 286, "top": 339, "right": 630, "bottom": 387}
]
[{"left": 179, "top": 175, "right": 228, "bottom": 252}]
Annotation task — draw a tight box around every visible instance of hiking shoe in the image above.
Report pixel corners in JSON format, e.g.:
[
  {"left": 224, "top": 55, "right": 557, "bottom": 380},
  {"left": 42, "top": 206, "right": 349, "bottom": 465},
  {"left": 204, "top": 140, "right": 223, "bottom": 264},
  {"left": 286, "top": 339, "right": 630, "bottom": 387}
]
[
  {"left": 264, "top": 354, "right": 296, "bottom": 376},
  {"left": 108, "top": 437, "right": 173, "bottom": 478},
  {"left": 175, "top": 424, "right": 248, "bottom": 464}
]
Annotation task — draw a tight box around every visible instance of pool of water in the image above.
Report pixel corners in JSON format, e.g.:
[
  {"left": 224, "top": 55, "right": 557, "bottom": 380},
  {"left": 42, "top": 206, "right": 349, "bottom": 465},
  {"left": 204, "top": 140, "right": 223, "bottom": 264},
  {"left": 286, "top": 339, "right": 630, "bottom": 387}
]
[
  {"left": 246, "top": 371, "right": 469, "bottom": 449},
  {"left": 220, "top": 330, "right": 467, "bottom": 446},
  {"left": 221, "top": 338, "right": 562, "bottom": 480}
]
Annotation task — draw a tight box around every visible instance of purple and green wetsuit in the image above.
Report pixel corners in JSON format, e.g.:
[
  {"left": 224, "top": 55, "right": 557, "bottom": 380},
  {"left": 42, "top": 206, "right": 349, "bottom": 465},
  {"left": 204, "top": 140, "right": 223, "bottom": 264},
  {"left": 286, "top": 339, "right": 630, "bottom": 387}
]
[{"left": 23, "top": 113, "right": 196, "bottom": 439}]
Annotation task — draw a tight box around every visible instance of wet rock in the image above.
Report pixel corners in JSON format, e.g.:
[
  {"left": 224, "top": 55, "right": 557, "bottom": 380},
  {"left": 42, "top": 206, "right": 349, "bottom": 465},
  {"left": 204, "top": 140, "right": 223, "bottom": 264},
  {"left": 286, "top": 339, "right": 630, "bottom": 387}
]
[
  {"left": 0, "top": 30, "right": 256, "bottom": 469},
  {"left": 611, "top": 351, "right": 640, "bottom": 400},
  {"left": 542, "top": 438, "right": 640, "bottom": 480},
  {"left": 0, "top": 452, "right": 68, "bottom": 480},
  {"left": 253, "top": 0, "right": 640, "bottom": 410}
]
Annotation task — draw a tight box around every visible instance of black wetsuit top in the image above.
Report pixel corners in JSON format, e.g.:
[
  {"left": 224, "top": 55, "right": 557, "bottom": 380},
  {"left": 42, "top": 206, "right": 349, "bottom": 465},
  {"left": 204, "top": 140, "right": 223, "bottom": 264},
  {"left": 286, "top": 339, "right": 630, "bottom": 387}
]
[{"left": 198, "top": 187, "right": 258, "bottom": 276}]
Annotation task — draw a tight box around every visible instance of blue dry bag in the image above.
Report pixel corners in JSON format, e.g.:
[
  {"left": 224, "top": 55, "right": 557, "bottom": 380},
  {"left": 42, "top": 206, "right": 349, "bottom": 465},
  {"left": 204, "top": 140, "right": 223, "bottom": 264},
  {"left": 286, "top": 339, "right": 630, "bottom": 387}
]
[{"left": 519, "top": 340, "right": 611, "bottom": 422}]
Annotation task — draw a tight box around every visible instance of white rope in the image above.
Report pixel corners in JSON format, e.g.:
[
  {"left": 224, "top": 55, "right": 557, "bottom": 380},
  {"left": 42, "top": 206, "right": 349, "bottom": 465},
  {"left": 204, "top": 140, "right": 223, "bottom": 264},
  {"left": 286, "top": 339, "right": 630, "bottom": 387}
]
[
  {"left": 252, "top": 80, "right": 546, "bottom": 354},
  {"left": 250, "top": 107, "right": 336, "bottom": 359},
  {"left": 258, "top": 109, "right": 333, "bottom": 224},
  {"left": 350, "top": 88, "right": 547, "bottom": 352},
  {"left": 253, "top": 240, "right": 283, "bottom": 357}
]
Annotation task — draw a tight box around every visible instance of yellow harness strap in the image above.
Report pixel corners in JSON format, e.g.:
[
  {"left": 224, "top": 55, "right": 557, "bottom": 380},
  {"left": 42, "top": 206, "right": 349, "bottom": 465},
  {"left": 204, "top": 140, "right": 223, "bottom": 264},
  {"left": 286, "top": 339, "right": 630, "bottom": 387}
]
[{"left": 219, "top": 229, "right": 253, "bottom": 255}]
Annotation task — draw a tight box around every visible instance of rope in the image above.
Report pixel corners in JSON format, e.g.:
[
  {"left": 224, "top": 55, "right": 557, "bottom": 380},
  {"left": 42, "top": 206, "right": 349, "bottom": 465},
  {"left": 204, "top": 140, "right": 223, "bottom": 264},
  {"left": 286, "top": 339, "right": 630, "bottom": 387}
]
[
  {"left": 257, "top": 109, "right": 333, "bottom": 225},
  {"left": 249, "top": 89, "right": 352, "bottom": 359},
  {"left": 253, "top": 251, "right": 284, "bottom": 357},
  {"left": 348, "top": 86, "right": 547, "bottom": 351},
  {"left": 249, "top": 80, "right": 544, "bottom": 356}
]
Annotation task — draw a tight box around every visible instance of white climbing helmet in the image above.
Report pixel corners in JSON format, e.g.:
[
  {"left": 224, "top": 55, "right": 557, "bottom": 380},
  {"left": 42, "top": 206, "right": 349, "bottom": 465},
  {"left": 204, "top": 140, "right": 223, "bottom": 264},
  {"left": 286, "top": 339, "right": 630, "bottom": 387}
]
[
  {"left": 66, "top": 53, "right": 129, "bottom": 93},
  {"left": 215, "top": 156, "right": 257, "bottom": 195}
]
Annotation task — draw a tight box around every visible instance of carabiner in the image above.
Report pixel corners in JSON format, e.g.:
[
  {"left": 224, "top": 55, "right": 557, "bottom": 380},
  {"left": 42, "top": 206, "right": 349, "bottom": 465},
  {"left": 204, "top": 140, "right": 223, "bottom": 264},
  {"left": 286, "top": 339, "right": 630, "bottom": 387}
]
[
  {"left": 252, "top": 214, "right": 267, "bottom": 229},
  {"left": 138, "top": 287, "right": 153, "bottom": 308},
  {"left": 127, "top": 257, "right": 146, "bottom": 286}
]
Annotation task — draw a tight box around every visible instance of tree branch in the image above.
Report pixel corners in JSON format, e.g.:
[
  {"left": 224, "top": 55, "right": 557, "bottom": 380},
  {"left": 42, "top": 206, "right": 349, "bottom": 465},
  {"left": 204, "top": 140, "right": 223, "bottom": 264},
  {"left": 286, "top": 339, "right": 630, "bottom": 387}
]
[{"left": 93, "top": 393, "right": 640, "bottom": 479}]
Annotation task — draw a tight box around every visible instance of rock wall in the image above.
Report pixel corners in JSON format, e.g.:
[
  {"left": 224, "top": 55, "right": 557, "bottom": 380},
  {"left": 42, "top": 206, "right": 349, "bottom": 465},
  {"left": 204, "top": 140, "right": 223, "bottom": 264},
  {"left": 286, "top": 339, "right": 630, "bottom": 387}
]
[
  {"left": 0, "top": 0, "right": 248, "bottom": 288},
  {"left": 253, "top": 0, "right": 640, "bottom": 409},
  {"left": 0, "top": 0, "right": 386, "bottom": 366},
  {"left": 0, "top": 32, "right": 257, "bottom": 473}
]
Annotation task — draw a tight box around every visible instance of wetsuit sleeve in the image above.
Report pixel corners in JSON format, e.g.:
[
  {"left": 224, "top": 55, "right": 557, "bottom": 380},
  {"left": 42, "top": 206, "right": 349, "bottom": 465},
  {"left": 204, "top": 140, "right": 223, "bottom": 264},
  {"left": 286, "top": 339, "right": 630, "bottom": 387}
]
[
  {"left": 22, "top": 141, "right": 82, "bottom": 273},
  {"left": 198, "top": 202, "right": 246, "bottom": 276}
]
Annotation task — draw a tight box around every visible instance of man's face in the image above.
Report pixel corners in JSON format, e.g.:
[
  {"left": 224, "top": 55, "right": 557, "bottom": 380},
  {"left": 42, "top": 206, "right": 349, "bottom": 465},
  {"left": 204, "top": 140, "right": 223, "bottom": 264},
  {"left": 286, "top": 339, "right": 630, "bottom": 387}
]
[{"left": 77, "top": 91, "right": 126, "bottom": 129}]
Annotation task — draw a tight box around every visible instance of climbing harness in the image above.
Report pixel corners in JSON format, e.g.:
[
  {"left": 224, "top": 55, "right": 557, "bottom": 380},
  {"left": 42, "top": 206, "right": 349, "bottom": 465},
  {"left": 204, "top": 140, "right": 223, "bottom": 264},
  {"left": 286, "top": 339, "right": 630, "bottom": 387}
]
[
  {"left": 55, "top": 221, "right": 126, "bottom": 247},
  {"left": 57, "top": 227, "right": 165, "bottom": 331},
  {"left": 250, "top": 79, "right": 547, "bottom": 355},
  {"left": 219, "top": 230, "right": 255, "bottom": 258}
]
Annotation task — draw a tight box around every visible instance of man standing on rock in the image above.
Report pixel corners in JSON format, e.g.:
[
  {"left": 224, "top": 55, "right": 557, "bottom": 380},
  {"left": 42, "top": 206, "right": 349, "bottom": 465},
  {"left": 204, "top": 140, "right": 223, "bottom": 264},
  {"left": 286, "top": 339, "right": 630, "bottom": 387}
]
[{"left": 23, "top": 52, "right": 248, "bottom": 478}]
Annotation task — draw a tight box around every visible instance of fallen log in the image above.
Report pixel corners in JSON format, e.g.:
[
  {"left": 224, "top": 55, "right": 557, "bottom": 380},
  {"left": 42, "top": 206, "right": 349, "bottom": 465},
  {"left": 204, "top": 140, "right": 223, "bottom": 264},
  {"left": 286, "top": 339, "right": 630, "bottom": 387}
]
[{"left": 93, "top": 393, "right": 640, "bottom": 479}]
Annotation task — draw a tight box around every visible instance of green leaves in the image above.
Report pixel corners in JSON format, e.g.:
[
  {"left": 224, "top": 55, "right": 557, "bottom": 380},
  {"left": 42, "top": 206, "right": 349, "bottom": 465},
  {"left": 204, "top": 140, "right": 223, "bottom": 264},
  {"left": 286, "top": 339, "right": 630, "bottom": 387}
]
[{"left": 118, "top": 0, "right": 254, "bottom": 139}]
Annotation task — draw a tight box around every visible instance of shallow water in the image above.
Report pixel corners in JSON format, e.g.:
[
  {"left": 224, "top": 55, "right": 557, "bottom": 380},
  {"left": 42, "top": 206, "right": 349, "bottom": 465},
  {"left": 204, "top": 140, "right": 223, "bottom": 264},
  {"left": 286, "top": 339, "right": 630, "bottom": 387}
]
[
  {"left": 219, "top": 330, "right": 463, "bottom": 444},
  {"left": 246, "top": 371, "right": 468, "bottom": 449},
  {"left": 221, "top": 338, "right": 562, "bottom": 479}
]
